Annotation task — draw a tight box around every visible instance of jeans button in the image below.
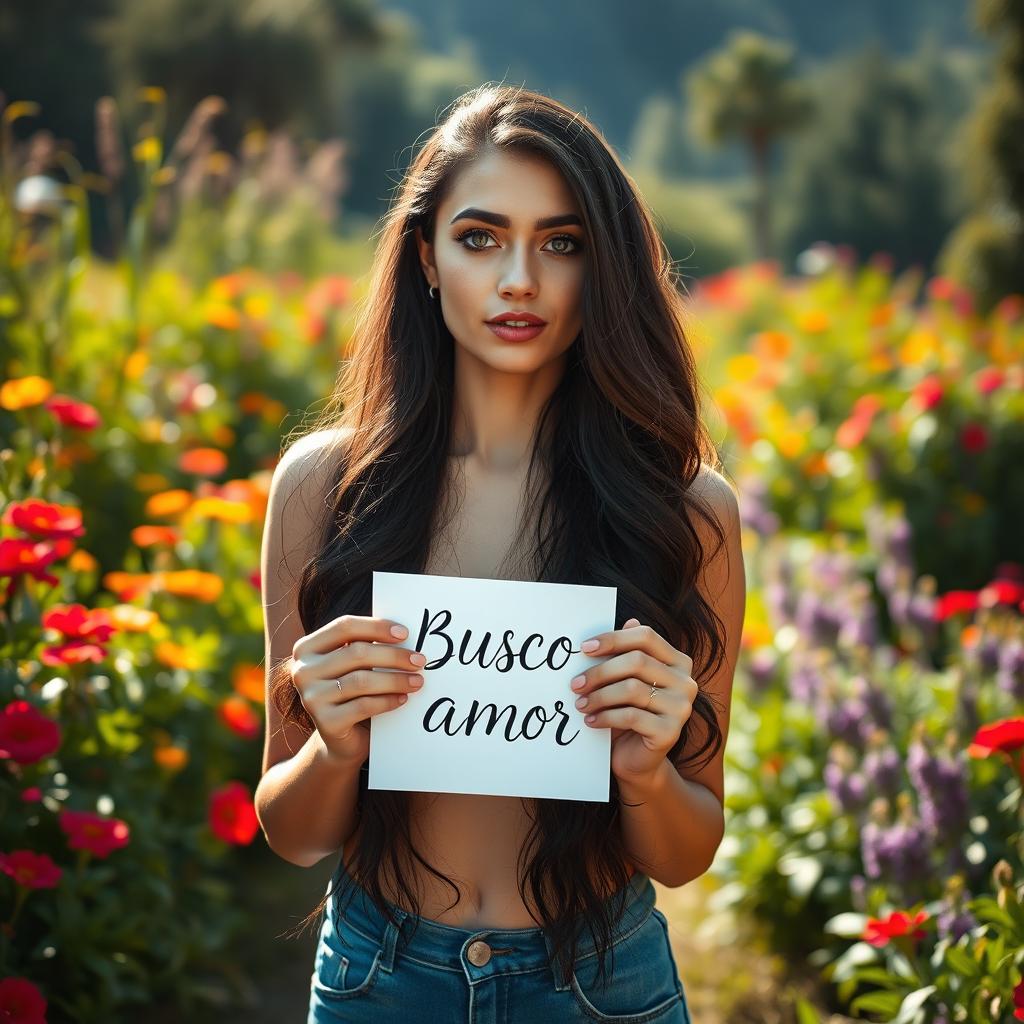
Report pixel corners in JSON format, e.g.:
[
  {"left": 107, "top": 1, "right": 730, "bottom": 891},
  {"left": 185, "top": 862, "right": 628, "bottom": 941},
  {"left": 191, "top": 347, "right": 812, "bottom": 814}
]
[{"left": 467, "top": 939, "right": 492, "bottom": 966}]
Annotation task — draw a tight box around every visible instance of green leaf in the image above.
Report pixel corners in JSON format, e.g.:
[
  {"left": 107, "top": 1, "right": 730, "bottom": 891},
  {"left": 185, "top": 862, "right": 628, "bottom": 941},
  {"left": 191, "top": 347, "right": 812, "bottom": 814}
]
[
  {"left": 793, "top": 995, "right": 822, "bottom": 1024},
  {"left": 945, "top": 946, "right": 982, "bottom": 978},
  {"left": 893, "top": 985, "right": 937, "bottom": 1024},
  {"left": 850, "top": 989, "right": 905, "bottom": 1015}
]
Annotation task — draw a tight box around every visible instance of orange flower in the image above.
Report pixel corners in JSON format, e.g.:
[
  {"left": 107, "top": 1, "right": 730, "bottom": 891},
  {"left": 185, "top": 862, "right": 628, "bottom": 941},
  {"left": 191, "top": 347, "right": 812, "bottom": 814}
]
[
  {"left": 178, "top": 448, "right": 228, "bottom": 477},
  {"left": 154, "top": 640, "right": 204, "bottom": 671},
  {"left": 153, "top": 744, "right": 189, "bottom": 771},
  {"left": 233, "top": 663, "right": 266, "bottom": 702},
  {"left": 204, "top": 303, "right": 242, "bottom": 331},
  {"left": 218, "top": 696, "right": 261, "bottom": 740},
  {"left": 0, "top": 375, "right": 53, "bottom": 410},
  {"left": 131, "top": 525, "right": 181, "bottom": 547},
  {"left": 144, "top": 489, "right": 193, "bottom": 518},
  {"left": 156, "top": 569, "right": 223, "bottom": 602},
  {"left": 102, "top": 571, "right": 158, "bottom": 602},
  {"left": 752, "top": 330, "right": 792, "bottom": 361}
]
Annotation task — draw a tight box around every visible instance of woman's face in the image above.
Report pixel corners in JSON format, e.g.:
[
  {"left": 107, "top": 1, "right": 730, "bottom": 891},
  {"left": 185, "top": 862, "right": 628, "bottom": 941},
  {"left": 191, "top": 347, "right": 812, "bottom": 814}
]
[{"left": 415, "top": 148, "right": 587, "bottom": 375}]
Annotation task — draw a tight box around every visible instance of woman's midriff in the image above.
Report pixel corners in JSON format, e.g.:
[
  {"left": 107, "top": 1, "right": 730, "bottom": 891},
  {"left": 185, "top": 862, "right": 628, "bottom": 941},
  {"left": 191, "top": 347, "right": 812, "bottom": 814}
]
[{"left": 342, "top": 791, "right": 636, "bottom": 930}]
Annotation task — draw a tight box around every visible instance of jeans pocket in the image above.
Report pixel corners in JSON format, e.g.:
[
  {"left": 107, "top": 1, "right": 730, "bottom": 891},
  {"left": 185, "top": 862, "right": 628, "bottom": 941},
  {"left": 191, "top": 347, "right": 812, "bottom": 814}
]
[
  {"left": 313, "top": 917, "right": 384, "bottom": 1001},
  {"left": 570, "top": 909, "right": 686, "bottom": 1023}
]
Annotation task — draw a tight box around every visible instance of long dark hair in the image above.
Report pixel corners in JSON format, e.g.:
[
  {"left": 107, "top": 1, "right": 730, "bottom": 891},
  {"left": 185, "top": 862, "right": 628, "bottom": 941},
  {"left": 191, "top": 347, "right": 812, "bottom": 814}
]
[{"left": 270, "top": 82, "right": 730, "bottom": 988}]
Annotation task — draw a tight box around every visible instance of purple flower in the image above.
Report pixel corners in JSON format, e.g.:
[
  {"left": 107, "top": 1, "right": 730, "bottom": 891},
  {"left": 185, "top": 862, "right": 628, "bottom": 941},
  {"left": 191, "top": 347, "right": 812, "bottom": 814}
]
[
  {"left": 746, "top": 648, "right": 777, "bottom": 693},
  {"left": 862, "top": 743, "right": 902, "bottom": 798},
  {"left": 861, "top": 815, "right": 931, "bottom": 888},
  {"left": 936, "top": 902, "right": 977, "bottom": 942},
  {"left": 907, "top": 739, "right": 970, "bottom": 844},
  {"left": 996, "top": 638, "right": 1024, "bottom": 701}
]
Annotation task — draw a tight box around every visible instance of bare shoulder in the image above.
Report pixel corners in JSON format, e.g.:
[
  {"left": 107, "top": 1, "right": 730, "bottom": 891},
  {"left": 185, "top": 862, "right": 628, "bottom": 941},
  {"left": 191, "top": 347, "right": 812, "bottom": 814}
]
[{"left": 688, "top": 462, "right": 741, "bottom": 540}]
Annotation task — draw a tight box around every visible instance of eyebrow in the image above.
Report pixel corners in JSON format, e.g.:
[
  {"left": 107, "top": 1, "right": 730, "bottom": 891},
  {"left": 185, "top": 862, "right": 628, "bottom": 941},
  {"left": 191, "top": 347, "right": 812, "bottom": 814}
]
[{"left": 449, "top": 207, "right": 583, "bottom": 230}]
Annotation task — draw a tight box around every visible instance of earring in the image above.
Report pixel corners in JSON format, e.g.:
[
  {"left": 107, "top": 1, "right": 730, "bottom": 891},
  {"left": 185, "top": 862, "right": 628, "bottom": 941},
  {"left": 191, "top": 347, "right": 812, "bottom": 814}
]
[{"left": 428, "top": 284, "right": 437, "bottom": 299}]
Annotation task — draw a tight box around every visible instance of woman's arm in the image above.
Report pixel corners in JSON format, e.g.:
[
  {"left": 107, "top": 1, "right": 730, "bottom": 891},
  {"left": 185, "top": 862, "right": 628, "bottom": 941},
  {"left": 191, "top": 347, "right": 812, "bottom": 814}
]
[{"left": 254, "top": 429, "right": 363, "bottom": 868}]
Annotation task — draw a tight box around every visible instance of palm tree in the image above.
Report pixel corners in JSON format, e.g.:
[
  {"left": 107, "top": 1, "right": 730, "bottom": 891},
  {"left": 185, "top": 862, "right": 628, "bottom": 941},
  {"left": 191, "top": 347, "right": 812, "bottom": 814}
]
[{"left": 686, "top": 31, "right": 815, "bottom": 262}]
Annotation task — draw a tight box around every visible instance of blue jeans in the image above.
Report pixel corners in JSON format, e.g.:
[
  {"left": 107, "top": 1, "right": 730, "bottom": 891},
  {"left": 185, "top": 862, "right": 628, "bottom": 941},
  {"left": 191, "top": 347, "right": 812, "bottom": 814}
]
[{"left": 307, "top": 856, "right": 693, "bottom": 1023}]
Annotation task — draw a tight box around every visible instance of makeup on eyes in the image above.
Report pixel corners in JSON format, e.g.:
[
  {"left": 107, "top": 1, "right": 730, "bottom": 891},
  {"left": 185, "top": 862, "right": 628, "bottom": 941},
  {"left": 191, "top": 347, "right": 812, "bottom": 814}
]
[{"left": 454, "top": 227, "right": 583, "bottom": 255}]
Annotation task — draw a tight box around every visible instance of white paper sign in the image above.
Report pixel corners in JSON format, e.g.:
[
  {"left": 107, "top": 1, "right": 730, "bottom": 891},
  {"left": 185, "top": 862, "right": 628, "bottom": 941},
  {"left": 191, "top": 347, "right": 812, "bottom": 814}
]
[{"left": 369, "top": 571, "right": 617, "bottom": 801}]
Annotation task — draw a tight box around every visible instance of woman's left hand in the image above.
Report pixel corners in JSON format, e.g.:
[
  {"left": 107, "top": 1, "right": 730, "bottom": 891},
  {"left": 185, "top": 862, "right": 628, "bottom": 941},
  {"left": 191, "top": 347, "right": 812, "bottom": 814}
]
[{"left": 572, "top": 618, "right": 698, "bottom": 784}]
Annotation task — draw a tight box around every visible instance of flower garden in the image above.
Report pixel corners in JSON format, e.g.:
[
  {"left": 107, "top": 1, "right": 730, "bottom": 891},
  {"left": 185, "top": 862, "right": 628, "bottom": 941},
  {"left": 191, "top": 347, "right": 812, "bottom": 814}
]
[{"left": 2, "top": 95, "right": 1024, "bottom": 1023}]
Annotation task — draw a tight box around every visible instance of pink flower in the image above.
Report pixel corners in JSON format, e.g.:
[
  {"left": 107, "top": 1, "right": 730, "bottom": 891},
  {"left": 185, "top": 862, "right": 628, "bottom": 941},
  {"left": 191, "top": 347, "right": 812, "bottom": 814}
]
[
  {"left": 0, "top": 702, "right": 61, "bottom": 765},
  {"left": 58, "top": 809, "right": 130, "bottom": 858},
  {"left": 0, "top": 850, "right": 62, "bottom": 889},
  {"left": 0, "top": 976, "right": 47, "bottom": 1024}
]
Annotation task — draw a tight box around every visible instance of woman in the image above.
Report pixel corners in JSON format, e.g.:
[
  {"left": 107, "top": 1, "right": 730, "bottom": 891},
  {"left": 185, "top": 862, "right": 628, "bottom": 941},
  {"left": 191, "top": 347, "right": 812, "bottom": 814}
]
[{"left": 256, "top": 83, "right": 745, "bottom": 1023}]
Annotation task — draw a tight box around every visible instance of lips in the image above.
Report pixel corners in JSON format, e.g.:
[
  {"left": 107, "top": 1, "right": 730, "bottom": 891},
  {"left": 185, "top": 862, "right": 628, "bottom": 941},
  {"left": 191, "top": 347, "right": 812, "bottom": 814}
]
[{"left": 486, "top": 312, "right": 547, "bottom": 326}]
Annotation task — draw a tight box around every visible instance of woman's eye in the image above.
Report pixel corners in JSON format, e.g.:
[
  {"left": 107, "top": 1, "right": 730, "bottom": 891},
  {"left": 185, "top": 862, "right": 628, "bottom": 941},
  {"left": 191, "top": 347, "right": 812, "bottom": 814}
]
[{"left": 454, "top": 229, "right": 582, "bottom": 255}]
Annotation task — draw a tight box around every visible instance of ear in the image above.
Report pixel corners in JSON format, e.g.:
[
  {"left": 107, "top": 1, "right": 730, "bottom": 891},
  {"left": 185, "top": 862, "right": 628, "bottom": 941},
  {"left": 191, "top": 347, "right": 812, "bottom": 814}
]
[{"left": 413, "top": 224, "right": 438, "bottom": 290}]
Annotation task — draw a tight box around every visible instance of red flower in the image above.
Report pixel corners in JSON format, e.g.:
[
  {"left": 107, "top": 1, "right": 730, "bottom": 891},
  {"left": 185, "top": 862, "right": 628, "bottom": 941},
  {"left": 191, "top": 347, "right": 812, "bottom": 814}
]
[
  {"left": 979, "top": 579, "right": 1024, "bottom": 607},
  {"left": 39, "top": 640, "right": 108, "bottom": 666},
  {"left": 935, "top": 590, "right": 979, "bottom": 621},
  {"left": 912, "top": 375, "right": 944, "bottom": 411},
  {"left": 0, "top": 702, "right": 61, "bottom": 765},
  {"left": 975, "top": 367, "right": 1005, "bottom": 396},
  {"left": 0, "top": 536, "right": 75, "bottom": 586},
  {"left": 217, "top": 696, "right": 261, "bottom": 740},
  {"left": 41, "top": 604, "right": 116, "bottom": 642},
  {"left": 44, "top": 394, "right": 101, "bottom": 430},
  {"left": 0, "top": 849, "right": 63, "bottom": 889},
  {"left": 960, "top": 422, "right": 989, "bottom": 453},
  {"left": 21, "top": 787, "right": 43, "bottom": 802},
  {"left": 1013, "top": 976, "right": 1024, "bottom": 1021},
  {"left": 208, "top": 781, "right": 259, "bottom": 845},
  {"left": 968, "top": 717, "right": 1024, "bottom": 758},
  {"left": 58, "top": 809, "right": 130, "bottom": 858},
  {"left": 0, "top": 977, "right": 47, "bottom": 1024},
  {"left": 1, "top": 499, "right": 85, "bottom": 541},
  {"left": 862, "top": 909, "right": 930, "bottom": 947}
]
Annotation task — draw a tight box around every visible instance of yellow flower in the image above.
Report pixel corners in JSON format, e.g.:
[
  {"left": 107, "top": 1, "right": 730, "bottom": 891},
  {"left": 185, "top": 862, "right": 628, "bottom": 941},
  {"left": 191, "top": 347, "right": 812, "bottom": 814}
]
[
  {"left": 725, "top": 354, "right": 759, "bottom": 383},
  {"left": 0, "top": 375, "right": 53, "bottom": 410},
  {"left": 156, "top": 570, "right": 224, "bottom": 602},
  {"left": 187, "top": 496, "right": 254, "bottom": 524},
  {"left": 797, "top": 310, "right": 830, "bottom": 334}
]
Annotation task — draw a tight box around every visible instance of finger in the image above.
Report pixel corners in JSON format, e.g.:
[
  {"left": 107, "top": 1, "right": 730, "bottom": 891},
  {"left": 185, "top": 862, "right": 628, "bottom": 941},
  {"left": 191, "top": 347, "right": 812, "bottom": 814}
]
[
  {"left": 324, "top": 692, "right": 412, "bottom": 738},
  {"left": 328, "top": 640, "right": 426, "bottom": 675},
  {"left": 571, "top": 648, "right": 678, "bottom": 697},
  {"left": 624, "top": 618, "right": 641, "bottom": 627},
  {"left": 297, "top": 615, "right": 410, "bottom": 656},
  {"left": 305, "top": 668, "right": 424, "bottom": 704},
  {"left": 581, "top": 704, "right": 677, "bottom": 746},
  {"left": 573, "top": 676, "right": 685, "bottom": 716},
  {"left": 579, "top": 622, "right": 686, "bottom": 669}
]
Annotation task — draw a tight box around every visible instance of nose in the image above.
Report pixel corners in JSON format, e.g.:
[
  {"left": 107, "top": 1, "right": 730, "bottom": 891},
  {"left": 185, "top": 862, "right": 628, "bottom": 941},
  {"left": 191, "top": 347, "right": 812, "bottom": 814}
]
[{"left": 498, "top": 243, "right": 538, "bottom": 299}]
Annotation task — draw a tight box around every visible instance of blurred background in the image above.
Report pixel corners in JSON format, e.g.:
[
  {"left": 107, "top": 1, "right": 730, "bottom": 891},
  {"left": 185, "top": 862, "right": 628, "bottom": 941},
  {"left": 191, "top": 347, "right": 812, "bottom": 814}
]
[{"left": 2, "top": 2, "right": 1023, "bottom": 1023}]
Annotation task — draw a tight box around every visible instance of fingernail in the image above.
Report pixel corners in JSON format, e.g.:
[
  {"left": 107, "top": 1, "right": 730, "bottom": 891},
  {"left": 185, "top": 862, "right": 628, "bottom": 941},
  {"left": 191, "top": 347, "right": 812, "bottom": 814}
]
[
  {"left": 391, "top": 624, "right": 408, "bottom": 638},
  {"left": 410, "top": 652, "right": 426, "bottom": 666},
  {"left": 581, "top": 639, "right": 600, "bottom": 652},
  {"left": 571, "top": 675, "right": 586, "bottom": 689},
  {"left": 575, "top": 697, "right": 588, "bottom": 709}
]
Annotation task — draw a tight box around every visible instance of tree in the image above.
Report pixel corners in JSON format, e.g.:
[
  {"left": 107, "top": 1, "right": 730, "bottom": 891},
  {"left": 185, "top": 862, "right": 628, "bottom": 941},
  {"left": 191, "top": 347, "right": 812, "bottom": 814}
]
[
  {"left": 685, "top": 30, "right": 815, "bottom": 261},
  {"left": 939, "top": 0, "right": 1024, "bottom": 313}
]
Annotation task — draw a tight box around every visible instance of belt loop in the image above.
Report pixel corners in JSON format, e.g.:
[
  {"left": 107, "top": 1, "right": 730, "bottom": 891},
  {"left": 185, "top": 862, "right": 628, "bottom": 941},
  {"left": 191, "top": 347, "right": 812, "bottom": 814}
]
[{"left": 378, "top": 905, "right": 407, "bottom": 974}]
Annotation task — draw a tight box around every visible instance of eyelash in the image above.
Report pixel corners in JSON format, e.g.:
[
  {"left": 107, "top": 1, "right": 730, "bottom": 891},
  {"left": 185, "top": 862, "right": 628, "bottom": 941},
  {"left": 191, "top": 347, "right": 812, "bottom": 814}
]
[{"left": 453, "top": 228, "right": 584, "bottom": 256}]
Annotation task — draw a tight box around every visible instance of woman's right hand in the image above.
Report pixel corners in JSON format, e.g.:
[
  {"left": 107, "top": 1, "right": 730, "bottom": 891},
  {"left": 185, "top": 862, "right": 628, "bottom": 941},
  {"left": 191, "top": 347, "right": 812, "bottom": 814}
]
[{"left": 289, "top": 615, "right": 425, "bottom": 767}]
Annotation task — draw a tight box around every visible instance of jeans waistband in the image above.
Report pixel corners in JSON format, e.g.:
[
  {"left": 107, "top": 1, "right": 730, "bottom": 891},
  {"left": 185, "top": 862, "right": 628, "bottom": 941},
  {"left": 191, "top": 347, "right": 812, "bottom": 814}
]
[{"left": 327, "top": 855, "right": 656, "bottom": 986}]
